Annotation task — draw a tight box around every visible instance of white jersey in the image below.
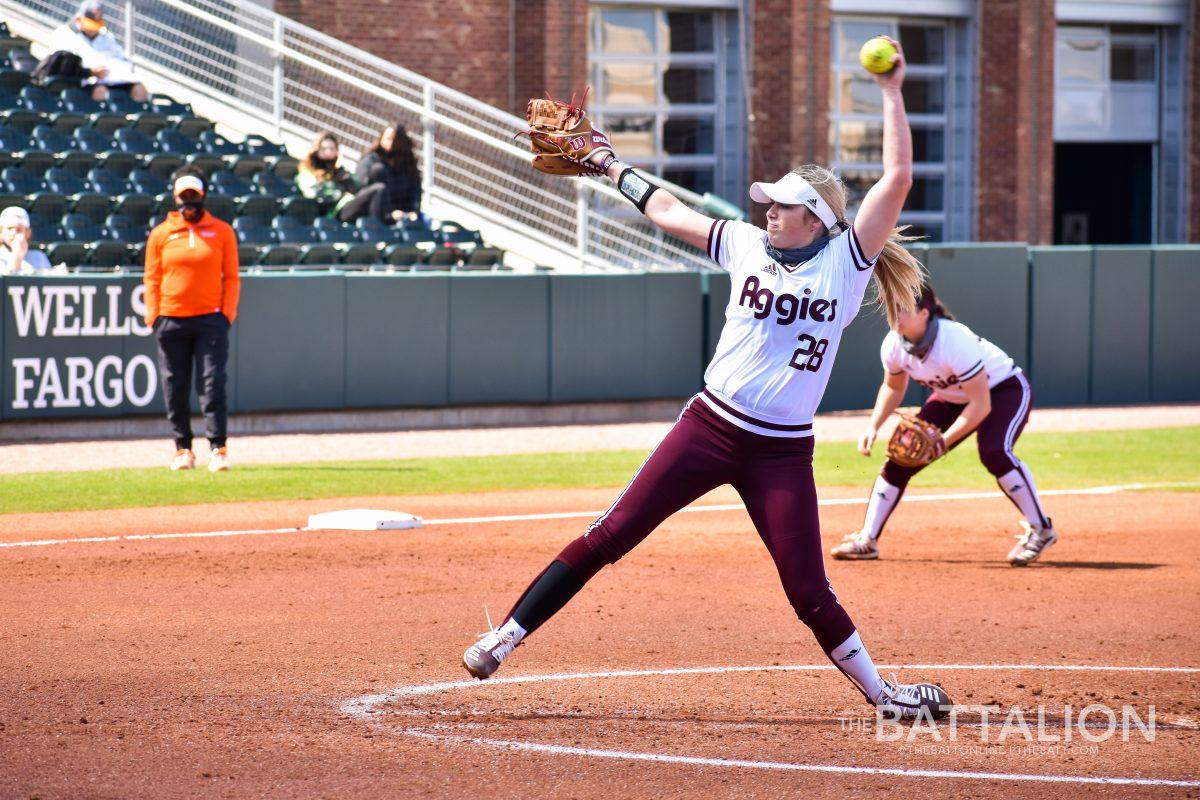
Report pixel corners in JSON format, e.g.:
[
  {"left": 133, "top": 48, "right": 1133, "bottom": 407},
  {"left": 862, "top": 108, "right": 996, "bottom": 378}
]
[
  {"left": 881, "top": 319, "right": 1018, "bottom": 404},
  {"left": 701, "top": 219, "right": 878, "bottom": 437}
]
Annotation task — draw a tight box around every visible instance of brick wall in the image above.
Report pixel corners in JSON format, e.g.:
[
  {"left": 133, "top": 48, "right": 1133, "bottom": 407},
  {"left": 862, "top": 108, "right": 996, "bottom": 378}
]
[
  {"left": 976, "top": 0, "right": 1056, "bottom": 244},
  {"left": 747, "top": 0, "right": 831, "bottom": 224},
  {"left": 276, "top": 0, "right": 585, "bottom": 118}
]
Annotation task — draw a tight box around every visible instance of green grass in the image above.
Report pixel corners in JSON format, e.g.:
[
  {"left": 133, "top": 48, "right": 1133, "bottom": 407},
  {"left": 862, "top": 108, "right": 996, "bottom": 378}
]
[{"left": 2, "top": 427, "right": 1197, "bottom": 515}]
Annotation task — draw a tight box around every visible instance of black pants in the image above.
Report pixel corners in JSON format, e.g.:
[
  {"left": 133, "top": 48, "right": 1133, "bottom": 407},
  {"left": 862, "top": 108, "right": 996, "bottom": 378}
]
[
  {"left": 337, "top": 182, "right": 392, "bottom": 223},
  {"left": 154, "top": 313, "right": 230, "bottom": 451}
]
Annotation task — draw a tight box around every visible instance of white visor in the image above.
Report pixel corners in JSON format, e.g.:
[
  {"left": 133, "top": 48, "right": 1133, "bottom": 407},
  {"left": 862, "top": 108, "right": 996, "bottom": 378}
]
[
  {"left": 749, "top": 173, "right": 840, "bottom": 231},
  {"left": 173, "top": 175, "right": 205, "bottom": 196}
]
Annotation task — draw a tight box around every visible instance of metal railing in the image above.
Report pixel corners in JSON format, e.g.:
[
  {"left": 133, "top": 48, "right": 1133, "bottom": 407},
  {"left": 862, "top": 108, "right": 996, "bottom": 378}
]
[{"left": 2, "top": 0, "right": 722, "bottom": 272}]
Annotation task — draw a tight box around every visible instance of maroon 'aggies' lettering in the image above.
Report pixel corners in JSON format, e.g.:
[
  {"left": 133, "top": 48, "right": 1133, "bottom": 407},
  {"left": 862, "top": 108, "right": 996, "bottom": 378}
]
[{"left": 738, "top": 275, "right": 838, "bottom": 325}]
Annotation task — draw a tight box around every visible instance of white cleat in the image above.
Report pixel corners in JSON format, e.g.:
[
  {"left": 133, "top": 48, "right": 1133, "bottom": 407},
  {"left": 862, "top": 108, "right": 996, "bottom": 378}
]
[
  {"left": 208, "top": 447, "right": 231, "bottom": 473},
  {"left": 170, "top": 449, "right": 195, "bottom": 471},
  {"left": 463, "top": 628, "right": 518, "bottom": 680},
  {"left": 875, "top": 674, "right": 952, "bottom": 720},
  {"left": 1007, "top": 521, "right": 1058, "bottom": 566},
  {"left": 831, "top": 531, "right": 879, "bottom": 560}
]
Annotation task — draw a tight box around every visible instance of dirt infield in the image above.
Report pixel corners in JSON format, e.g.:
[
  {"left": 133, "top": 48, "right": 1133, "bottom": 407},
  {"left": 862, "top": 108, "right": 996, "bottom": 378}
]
[{"left": 1, "top": 486, "right": 1197, "bottom": 798}]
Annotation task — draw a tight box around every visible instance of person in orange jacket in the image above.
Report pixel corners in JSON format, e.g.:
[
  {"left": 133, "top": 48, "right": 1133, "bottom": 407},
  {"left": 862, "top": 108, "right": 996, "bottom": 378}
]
[{"left": 144, "top": 167, "right": 240, "bottom": 472}]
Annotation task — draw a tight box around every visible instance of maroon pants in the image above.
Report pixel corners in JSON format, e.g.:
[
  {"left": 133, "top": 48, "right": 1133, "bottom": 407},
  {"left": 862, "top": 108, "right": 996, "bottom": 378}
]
[
  {"left": 555, "top": 396, "right": 856, "bottom": 654},
  {"left": 882, "top": 372, "right": 1033, "bottom": 488}
]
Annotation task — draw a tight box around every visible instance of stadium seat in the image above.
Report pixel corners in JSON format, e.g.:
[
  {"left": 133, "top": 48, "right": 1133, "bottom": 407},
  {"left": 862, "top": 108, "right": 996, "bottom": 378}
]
[
  {"left": 17, "top": 86, "right": 59, "bottom": 115},
  {"left": 0, "top": 69, "right": 31, "bottom": 103},
  {"left": 204, "top": 195, "right": 236, "bottom": 222},
  {"left": 199, "top": 129, "right": 241, "bottom": 157},
  {"left": 400, "top": 224, "right": 437, "bottom": 250},
  {"left": 155, "top": 127, "right": 199, "bottom": 155},
  {"left": 112, "top": 126, "right": 157, "bottom": 155},
  {"left": 46, "top": 165, "right": 109, "bottom": 221},
  {"left": 354, "top": 217, "right": 403, "bottom": 245},
  {"left": 58, "top": 150, "right": 99, "bottom": 177},
  {"left": 271, "top": 215, "right": 317, "bottom": 245},
  {"left": 104, "top": 89, "right": 149, "bottom": 115},
  {"left": 0, "top": 124, "right": 31, "bottom": 152},
  {"left": 60, "top": 89, "right": 124, "bottom": 134},
  {"left": 5, "top": 48, "right": 37, "bottom": 74},
  {"left": 232, "top": 216, "right": 274, "bottom": 244},
  {"left": 87, "top": 241, "right": 132, "bottom": 268},
  {"left": 0, "top": 104, "right": 43, "bottom": 133},
  {"left": 272, "top": 156, "right": 300, "bottom": 180},
  {"left": 129, "top": 168, "right": 168, "bottom": 196},
  {"left": 104, "top": 213, "right": 145, "bottom": 243},
  {"left": 250, "top": 170, "right": 291, "bottom": 197},
  {"left": 313, "top": 217, "right": 358, "bottom": 245},
  {"left": 278, "top": 195, "right": 319, "bottom": 225},
  {"left": 62, "top": 212, "right": 102, "bottom": 242},
  {"left": 236, "top": 242, "right": 262, "bottom": 266},
  {"left": 384, "top": 244, "right": 423, "bottom": 269},
  {"left": 1, "top": 164, "right": 40, "bottom": 194},
  {"left": 420, "top": 247, "right": 462, "bottom": 270},
  {"left": 340, "top": 243, "right": 382, "bottom": 266},
  {"left": 88, "top": 166, "right": 132, "bottom": 196},
  {"left": 45, "top": 241, "right": 88, "bottom": 268},
  {"left": 434, "top": 220, "right": 483, "bottom": 249},
  {"left": 299, "top": 244, "right": 339, "bottom": 265},
  {"left": 142, "top": 152, "right": 183, "bottom": 180},
  {"left": 72, "top": 126, "right": 113, "bottom": 153},
  {"left": 463, "top": 247, "right": 504, "bottom": 270},
  {"left": 31, "top": 123, "right": 72, "bottom": 153},
  {"left": 242, "top": 134, "right": 286, "bottom": 158}
]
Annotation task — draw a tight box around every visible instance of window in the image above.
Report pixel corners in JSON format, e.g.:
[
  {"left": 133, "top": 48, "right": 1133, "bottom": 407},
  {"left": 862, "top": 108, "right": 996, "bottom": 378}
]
[
  {"left": 1054, "top": 25, "right": 1159, "bottom": 142},
  {"left": 589, "top": 7, "right": 724, "bottom": 196},
  {"left": 830, "top": 17, "right": 966, "bottom": 241}
]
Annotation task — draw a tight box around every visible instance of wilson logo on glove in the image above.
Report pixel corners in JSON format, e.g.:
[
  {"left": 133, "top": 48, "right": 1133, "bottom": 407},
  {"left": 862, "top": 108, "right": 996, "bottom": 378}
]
[{"left": 518, "top": 88, "right": 616, "bottom": 177}]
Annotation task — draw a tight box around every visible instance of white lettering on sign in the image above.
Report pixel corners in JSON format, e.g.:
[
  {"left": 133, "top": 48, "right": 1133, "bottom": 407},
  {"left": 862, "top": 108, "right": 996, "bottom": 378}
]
[
  {"left": 6, "top": 284, "right": 149, "bottom": 338},
  {"left": 10, "top": 356, "right": 159, "bottom": 410}
]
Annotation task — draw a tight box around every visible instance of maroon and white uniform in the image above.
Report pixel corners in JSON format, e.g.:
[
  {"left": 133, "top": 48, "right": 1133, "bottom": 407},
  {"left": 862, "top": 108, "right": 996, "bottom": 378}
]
[
  {"left": 859, "top": 318, "right": 1051, "bottom": 542},
  {"left": 701, "top": 220, "right": 877, "bottom": 436},
  {"left": 538, "top": 220, "right": 886, "bottom": 699}
]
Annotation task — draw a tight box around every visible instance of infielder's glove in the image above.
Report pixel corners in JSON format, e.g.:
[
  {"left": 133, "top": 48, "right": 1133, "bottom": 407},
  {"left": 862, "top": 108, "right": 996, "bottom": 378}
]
[
  {"left": 521, "top": 89, "right": 615, "bottom": 176},
  {"left": 886, "top": 413, "right": 947, "bottom": 468}
]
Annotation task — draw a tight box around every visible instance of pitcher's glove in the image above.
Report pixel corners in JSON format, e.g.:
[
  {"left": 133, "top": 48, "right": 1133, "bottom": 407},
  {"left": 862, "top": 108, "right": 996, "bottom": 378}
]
[
  {"left": 521, "top": 89, "right": 615, "bottom": 177},
  {"left": 886, "top": 413, "right": 947, "bottom": 468}
]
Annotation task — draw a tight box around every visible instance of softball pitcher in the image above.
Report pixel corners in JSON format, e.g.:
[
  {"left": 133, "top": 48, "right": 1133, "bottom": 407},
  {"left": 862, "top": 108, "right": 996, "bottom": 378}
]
[
  {"left": 831, "top": 284, "right": 1059, "bottom": 565},
  {"left": 464, "top": 39, "right": 953, "bottom": 719}
]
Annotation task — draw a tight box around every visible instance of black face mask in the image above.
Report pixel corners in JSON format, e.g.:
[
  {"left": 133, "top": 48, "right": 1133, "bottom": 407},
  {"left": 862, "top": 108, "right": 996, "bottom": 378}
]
[{"left": 176, "top": 199, "right": 205, "bottom": 221}]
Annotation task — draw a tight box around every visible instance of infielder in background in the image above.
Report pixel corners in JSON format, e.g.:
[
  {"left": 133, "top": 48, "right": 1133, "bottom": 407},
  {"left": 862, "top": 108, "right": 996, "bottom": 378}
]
[
  {"left": 831, "top": 284, "right": 1058, "bottom": 565},
  {"left": 464, "top": 38, "right": 953, "bottom": 719}
]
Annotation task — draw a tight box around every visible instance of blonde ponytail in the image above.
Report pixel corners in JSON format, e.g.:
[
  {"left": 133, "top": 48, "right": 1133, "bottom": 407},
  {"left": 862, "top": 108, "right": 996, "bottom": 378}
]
[
  {"left": 792, "top": 164, "right": 927, "bottom": 329},
  {"left": 872, "top": 227, "right": 927, "bottom": 328}
]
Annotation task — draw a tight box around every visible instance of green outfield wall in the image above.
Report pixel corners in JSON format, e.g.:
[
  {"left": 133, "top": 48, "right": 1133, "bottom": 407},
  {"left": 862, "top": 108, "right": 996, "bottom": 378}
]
[{"left": 1, "top": 246, "right": 1197, "bottom": 421}]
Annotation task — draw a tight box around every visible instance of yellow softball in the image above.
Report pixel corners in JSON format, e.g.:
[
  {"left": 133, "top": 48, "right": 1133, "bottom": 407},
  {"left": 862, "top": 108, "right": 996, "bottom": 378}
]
[{"left": 859, "top": 37, "right": 898, "bottom": 74}]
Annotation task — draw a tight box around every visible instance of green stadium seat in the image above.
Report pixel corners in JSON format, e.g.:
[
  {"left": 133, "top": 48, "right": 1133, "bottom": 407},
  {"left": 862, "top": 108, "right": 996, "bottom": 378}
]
[
  {"left": 46, "top": 241, "right": 88, "bottom": 268},
  {"left": 420, "top": 247, "right": 462, "bottom": 270},
  {"left": 257, "top": 244, "right": 301, "bottom": 266},
  {"left": 340, "top": 243, "right": 382, "bottom": 266},
  {"left": 278, "top": 195, "right": 319, "bottom": 225},
  {"left": 299, "top": 244, "right": 339, "bottom": 265},
  {"left": 384, "top": 244, "right": 423, "bottom": 268},
  {"left": 62, "top": 212, "right": 102, "bottom": 242},
  {"left": 463, "top": 247, "right": 504, "bottom": 270}
]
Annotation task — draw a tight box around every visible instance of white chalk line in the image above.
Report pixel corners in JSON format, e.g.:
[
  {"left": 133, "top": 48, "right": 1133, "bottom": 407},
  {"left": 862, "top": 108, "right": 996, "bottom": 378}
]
[
  {"left": 1, "top": 481, "right": 1195, "bottom": 551},
  {"left": 341, "top": 663, "right": 1200, "bottom": 789}
]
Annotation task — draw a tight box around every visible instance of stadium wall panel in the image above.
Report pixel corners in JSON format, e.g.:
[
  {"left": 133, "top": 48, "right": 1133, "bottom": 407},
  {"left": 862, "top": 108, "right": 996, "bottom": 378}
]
[
  {"left": 448, "top": 274, "right": 550, "bottom": 405},
  {"left": 345, "top": 274, "right": 450, "bottom": 408},
  {"left": 1029, "top": 248, "right": 1092, "bottom": 406},
  {"left": 1150, "top": 247, "right": 1200, "bottom": 401},
  {"left": 235, "top": 274, "right": 347, "bottom": 412},
  {"left": 1090, "top": 248, "right": 1153, "bottom": 404}
]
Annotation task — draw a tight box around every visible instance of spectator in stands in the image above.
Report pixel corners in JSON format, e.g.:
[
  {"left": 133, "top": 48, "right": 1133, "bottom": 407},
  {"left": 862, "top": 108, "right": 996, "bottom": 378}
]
[
  {"left": 295, "top": 131, "right": 358, "bottom": 219},
  {"left": 342, "top": 124, "right": 422, "bottom": 224},
  {"left": 47, "top": 0, "right": 149, "bottom": 101},
  {"left": 0, "top": 207, "right": 52, "bottom": 275},
  {"left": 143, "top": 167, "right": 239, "bottom": 473}
]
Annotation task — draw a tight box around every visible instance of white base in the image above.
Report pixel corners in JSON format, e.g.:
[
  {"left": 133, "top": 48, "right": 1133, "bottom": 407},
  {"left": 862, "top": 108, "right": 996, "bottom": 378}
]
[{"left": 307, "top": 509, "right": 424, "bottom": 531}]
